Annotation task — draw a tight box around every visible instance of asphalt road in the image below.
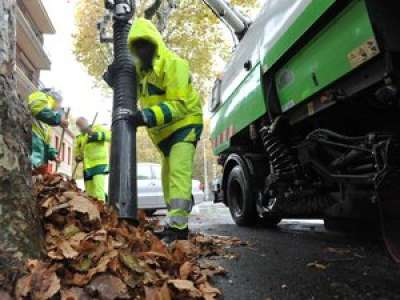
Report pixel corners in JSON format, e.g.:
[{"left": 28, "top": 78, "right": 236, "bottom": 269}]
[{"left": 187, "top": 202, "right": 400, "bottom": 300}]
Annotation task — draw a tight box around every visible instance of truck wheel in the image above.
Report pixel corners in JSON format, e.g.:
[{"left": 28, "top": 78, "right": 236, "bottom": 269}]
[{"left": 226, "top": 165, "right": 257, "bottom": 226}]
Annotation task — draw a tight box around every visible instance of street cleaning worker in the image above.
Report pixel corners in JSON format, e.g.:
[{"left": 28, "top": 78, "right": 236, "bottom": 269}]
[
  {"left": 117, "top": 18, "right": 203, "bottom": 242},
  {"left": 28, "top": 88, "right": 68, "bottom": 174},
  {"left": 74, "top": 117, "right": 111, "bottom": 202}
]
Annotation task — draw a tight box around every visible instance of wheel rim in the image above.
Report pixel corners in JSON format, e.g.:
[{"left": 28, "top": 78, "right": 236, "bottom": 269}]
[{"left": 229, "top": 179, "right": 244, "bottom": 217}]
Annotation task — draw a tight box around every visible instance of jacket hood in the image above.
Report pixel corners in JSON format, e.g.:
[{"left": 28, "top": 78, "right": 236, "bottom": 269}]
[{"left": 128, "top": 18, "right": 168, "bottom": 65}]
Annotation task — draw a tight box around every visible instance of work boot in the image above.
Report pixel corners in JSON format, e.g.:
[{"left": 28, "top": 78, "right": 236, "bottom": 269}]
[{"left": 154, "top": 226, "right": 189, "bottom": 243}]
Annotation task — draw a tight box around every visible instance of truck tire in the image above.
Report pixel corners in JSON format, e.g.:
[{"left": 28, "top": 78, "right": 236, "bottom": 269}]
[{"left": 226, "top": 165, "right": 257, "bottom": 226}]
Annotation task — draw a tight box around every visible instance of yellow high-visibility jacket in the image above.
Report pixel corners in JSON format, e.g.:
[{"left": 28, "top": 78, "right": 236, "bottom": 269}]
[
  {"left": 28, "top": 91, "right": 61, "bottom": 168},
  {"left": 127, "top": 18, "right": 203, "bottom": 155},
  {"left": 74, "top": 125, "right": 111, "bottom": 180}
]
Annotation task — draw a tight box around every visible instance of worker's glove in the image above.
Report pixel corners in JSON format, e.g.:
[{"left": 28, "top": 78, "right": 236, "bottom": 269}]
[
  {"left": 129, "top": 110, "right": 147, "bottom": 127},
  {"left": 113, "top": 108, "right": 147, "bottom": 127}
]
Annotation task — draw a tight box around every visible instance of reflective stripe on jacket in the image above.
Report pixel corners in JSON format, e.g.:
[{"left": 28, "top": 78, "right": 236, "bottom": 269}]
[{"left": 127, "top": 18, "right": 203, "bottom": 146}]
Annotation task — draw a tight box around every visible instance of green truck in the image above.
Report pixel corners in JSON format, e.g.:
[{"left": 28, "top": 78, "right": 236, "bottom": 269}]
[{"left": 206, "top": 0, "right": 400, "bottom": 262}]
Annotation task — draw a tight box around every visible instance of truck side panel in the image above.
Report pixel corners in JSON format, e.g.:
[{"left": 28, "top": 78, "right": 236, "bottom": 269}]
[
  {"left": 211, "top": 63, "right": 265, "bottom": 155},
  {"left": 211, "top": 0, "right": 336, "bottom": 155},
  {"left": 261, "top": 0, "right": 335, "bottom": 72},
  {"left": 276, "top": 0, "right": 377, "bottom": 111}
]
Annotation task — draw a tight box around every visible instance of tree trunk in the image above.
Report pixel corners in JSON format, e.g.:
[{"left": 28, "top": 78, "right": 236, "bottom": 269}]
[{"left": 0, "top": 0, "right": 43, "bottom": 279}]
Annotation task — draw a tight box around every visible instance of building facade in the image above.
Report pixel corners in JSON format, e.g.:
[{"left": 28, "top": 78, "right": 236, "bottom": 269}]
[
  {"left": 49, "top": 127, "right": 75, "bottom": 176},
  {"left": 16, "top": 0, "right": 54, "bottom": 99},
  {"left": 16, "top": 0, "right": 74, "bottom": 176}
]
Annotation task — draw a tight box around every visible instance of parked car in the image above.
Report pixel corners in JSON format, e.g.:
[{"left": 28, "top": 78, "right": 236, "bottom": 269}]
[
  {"left": 76, "top": 163, "right": 205, "bottom": 213},
  {"left": 211, "top": 176, "right": 223, "bottom": 203}
]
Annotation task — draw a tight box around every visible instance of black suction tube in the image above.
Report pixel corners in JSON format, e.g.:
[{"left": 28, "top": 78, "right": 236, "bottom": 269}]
[{"left": 108, "top": 1, "right": 138, "bottom": 222}]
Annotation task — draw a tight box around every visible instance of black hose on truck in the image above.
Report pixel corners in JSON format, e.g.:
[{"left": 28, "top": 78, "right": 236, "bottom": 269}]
[{"left": 104, "top": 0, "right": 138, "bottom": 222}]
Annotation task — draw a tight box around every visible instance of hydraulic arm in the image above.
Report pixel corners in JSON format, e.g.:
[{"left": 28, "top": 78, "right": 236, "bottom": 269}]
[{"left": 202, "top": 0, "right": 250, "bottom": 41}]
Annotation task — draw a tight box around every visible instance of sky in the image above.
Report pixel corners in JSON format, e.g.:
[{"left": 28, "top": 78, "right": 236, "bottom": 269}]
[{"left": 41, "top": 0, "right": 112, "bottom": 126}]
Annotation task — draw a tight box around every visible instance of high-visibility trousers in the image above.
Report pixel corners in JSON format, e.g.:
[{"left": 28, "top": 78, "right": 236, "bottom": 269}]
[
  {"left": 84, "top": 174, "right": 106, "bottom": 203},
  {"left": 161, "top": 142, "right": 196, "bottom": 230}
]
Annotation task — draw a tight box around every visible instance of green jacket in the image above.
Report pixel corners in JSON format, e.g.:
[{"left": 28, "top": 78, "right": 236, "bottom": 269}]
[
  {"left": 28, "top": 91, "right": 61, "bottom": 168},
  {"left": 127, "top": 18, "right": 203, "bottom": 155},
  {"left": 74, "top": 125, "right": 111, "bottom": 180}
]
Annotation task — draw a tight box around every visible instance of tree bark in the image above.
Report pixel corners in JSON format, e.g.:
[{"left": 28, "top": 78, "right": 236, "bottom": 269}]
[{"left": 0, "top": 0, "right": 43, "bottom": 279}]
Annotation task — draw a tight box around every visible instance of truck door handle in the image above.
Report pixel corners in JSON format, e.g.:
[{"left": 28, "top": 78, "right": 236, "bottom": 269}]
[{"left": 244, "top": 60, "right": 252, "bottom": 71}]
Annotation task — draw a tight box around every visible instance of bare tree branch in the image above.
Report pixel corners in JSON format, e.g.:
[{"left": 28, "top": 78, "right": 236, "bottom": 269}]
[
  {"left": 156, "top": 0, "right": 177, "bottom": 33},
  {"left": 144, "top": 0, "right": 162, "bottom": 20}
]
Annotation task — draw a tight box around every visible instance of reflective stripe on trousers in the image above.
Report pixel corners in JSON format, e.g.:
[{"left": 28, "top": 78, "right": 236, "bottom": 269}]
[
  {"left": 161, "top": 141, "right": 196, "bottom": 230},
  {"left": 168, "top": 198, "right": 193, "bottom": 229}
]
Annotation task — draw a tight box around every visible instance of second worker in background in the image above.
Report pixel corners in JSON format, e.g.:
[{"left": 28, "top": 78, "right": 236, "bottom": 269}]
[{"left": 74, "top": 117, "right": 111, "bottom": 202}]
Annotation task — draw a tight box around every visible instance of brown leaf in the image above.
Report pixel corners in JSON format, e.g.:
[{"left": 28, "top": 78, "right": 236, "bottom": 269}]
[
  {"left": 119, "top": 251, "right": 146, "bottom": 274},
  {"left": 86, "top": 275, "right": 130, "bottom": 300},
  {"left": 325, "top": 247, "right": 352, "bottom": 256},
  {"left": 61, "top": 287, "right": 90, "bottom": 300},
  {"left": 198, "top": 282, "right": 221, "bottom": 300},
  {"left": 30, "top": 263, "right": 61, "bottom": 300},
  {"left": 179, "top": 261, "right": 194, "bottom": 280},
  {"left": 15, "top": 275, "right": 31, "bottom": 300},
  {"left": 69, "top": 196, "right": 100, "bottom": 221},
  {"left": 58, "top": 240, "right": 80, "bottom": 259},
  {"left": 144, "top": 284, "right": 172, "bottom": 300},
  {"left": 63, "top": 224, "right": 81, "bottom": 238},
  {"left": 45, "top": 203, "right": 70, "bottom": 217},
  {"left": 307, "top": 261, "right": 328, "bottom": 270},
  {"left": 168, "top": 280, "right": 202, "bottom": 298},
  {"left": 172, "top": 241, "right": 199, "bottom": 261},
  {"left": 63, "top": 191, "right": 79, "bottom": 199},
  {"left": 70, "top": 251, "right": 118, "bottom": 286},
  {"left": 0, "top": 290, "right": 12, "bottom": 300},
  {"left": 41, "top": 196, "right": 56, "bottom": 209}
]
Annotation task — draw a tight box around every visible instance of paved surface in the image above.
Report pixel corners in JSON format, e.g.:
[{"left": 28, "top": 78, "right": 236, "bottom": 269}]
[{"left": 185, "top": 202, "right": 400, "bottom": 300}]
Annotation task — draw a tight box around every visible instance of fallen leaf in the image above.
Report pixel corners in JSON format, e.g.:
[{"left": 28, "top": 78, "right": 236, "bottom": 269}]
[
  {"left": 30, "top": 262, "right": 61, "bottom": 300},
  {"left": 45, "top": 203, "right": 70, "bottom": 217},
  {"left": 198, "top": 281, "right": 222, "bottom": 300},
  {"left": 58, "top": 240, "right": 79, "bottom": 259},
  {"left": 61, "top": 287, "right": 90, "bottom": 300},
  {"left": 15, "top": 275, "right": 31, "bottom": 300},
  {"left": 63, "top": 224, "right": 81, "bottom": 238},
  {"left": 0, "top": 290, "right": 12, "bottom": 300},
  {"left": 63, "top": 191, "right": 78, "bottom": 199},
  {"left": 179, "top": 261, "right": 194, "bottom": 280},
  {"left": 144, "top": 284, "right": 172, "bottom": 300},
  {"left": 307, "top": 261, "right": 328, "bottom": 270},
  {"left": 86, "top": 275, "right": 130, "bottom": 300},
  {"left": 325, "top": 247, "right": 352, "bottom": 256},
  {"left": 69, "top": 196, "right": 100, "bottom": 221},
  {"left": 168, "top": 280, "right": 202, "bottom": 298}
]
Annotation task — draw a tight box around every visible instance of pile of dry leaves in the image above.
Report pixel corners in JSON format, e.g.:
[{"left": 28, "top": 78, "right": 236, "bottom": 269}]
[{"left": 1, "top": 174, "right": 244, "bottom": 300}]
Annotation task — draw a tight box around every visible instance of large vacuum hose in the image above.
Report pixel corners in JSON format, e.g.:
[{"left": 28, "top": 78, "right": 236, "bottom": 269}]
[{"left": 108, "top": 2, "right": 138, "bottom": 222}]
